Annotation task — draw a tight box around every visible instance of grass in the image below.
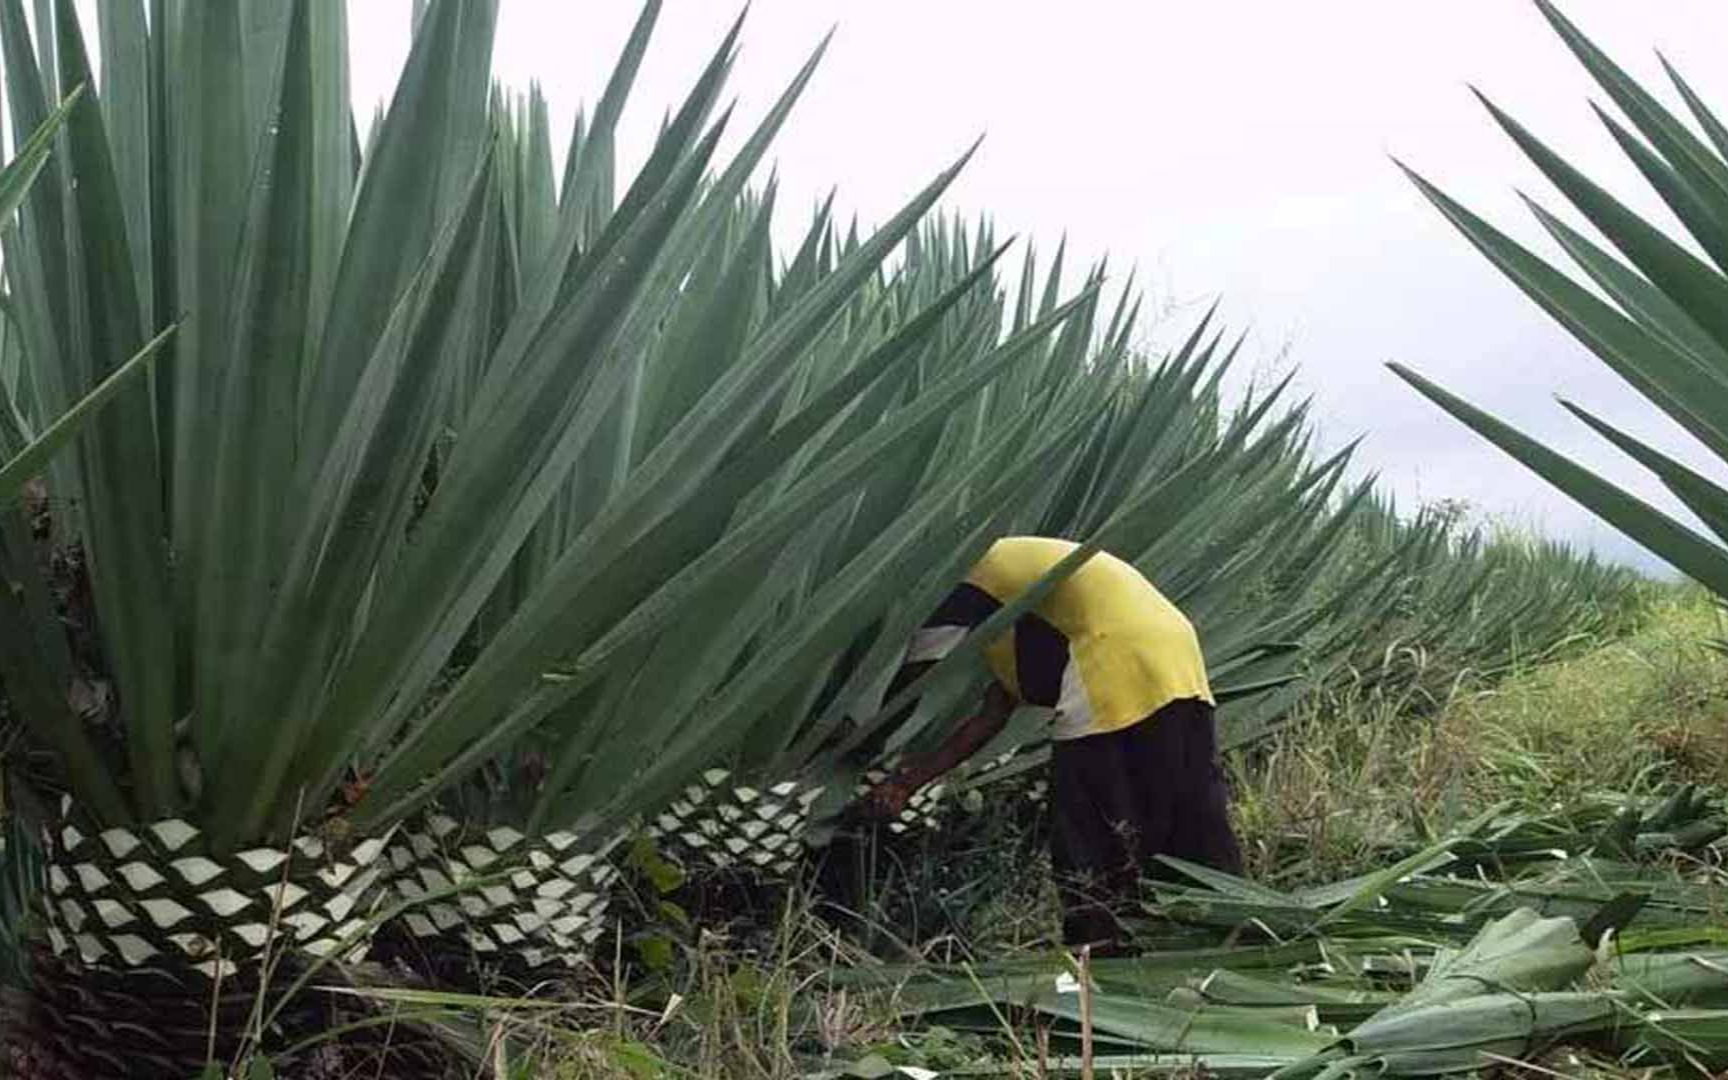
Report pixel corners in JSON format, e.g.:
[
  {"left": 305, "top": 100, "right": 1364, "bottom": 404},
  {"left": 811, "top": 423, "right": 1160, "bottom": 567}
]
[{"left": 1233, "top": 583, "right": 1728, "bottom": 887}]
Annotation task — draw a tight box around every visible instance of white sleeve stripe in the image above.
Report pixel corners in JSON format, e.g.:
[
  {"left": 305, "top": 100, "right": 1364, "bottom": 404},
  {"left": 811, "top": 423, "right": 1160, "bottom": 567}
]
[
  {"left": 907, "top": 625, "right": 967, "bottom": 664},
  {"left": 1050, "top": 659, "right": 1094, "bottom": 740}
]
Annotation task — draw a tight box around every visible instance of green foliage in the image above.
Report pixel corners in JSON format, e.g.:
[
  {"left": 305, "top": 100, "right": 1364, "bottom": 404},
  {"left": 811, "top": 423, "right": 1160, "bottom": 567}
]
[
  {"left": 1303, "top": 493, "right": 1646, "bottom": 709},
  {"left": 626, "top": 833, "right": 689, "bottom": 898},
  {"left": 0, "top": 326, "right": 174, "bottom": 502},
  {"left": 0, "top": 0, "right": 1643, "bottom": 880},
  {"left": 1394, "top": 0, "right": 1728, "bottom": 612},
  {"left": 0, "top": 81, "right": 182, "bottom": 501},
  {"left": 0, "top": 86, "right": 184, "bottom": 505},
  {"left": 431, "top": 102, "right": 1644, "bottom": 833},
  {"left": 620, "top": 833, "right": 691, "bottom": 973},
  {"left": 0, "top": 0, "right": 1104, "bottom": 852}
]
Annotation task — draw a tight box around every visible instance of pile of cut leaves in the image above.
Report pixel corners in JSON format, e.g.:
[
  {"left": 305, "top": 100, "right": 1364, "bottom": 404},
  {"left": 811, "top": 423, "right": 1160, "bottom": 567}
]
[{"left": 821, "top": 784, "right": 1728, "bottom": 1077}]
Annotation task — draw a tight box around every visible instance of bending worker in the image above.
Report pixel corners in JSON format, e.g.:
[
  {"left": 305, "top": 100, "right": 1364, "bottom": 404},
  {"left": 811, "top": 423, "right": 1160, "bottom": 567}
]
[{"left": 860, "top": 535, "right": 1242, "bottom": 954}]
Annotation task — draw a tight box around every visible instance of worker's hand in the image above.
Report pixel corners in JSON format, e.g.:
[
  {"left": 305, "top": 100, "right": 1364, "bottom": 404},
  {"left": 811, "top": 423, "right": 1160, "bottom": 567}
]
[{"left": 858, "top": 770, "right": 919, "bottom": 822}]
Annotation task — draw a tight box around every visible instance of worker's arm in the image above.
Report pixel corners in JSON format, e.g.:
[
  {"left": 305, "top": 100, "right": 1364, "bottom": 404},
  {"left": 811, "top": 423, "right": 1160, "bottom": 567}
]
[{"left": 860, "top": 680, "right": 1017, "bottom": 821}]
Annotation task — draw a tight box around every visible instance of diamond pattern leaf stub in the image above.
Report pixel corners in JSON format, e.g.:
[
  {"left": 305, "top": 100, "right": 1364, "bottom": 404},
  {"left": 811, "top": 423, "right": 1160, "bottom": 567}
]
[{"left": 42, "top": 797, "right": 395, "bottom": 977}]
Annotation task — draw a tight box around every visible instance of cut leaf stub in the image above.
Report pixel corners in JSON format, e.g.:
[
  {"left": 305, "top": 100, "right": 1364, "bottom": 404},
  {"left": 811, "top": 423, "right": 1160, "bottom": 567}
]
[
  {"left": 384, "top": 811, "right": 626, "bottom": 972},
  {"left": 859, "top": 769, "right": 953, "bottom": 836},
  {"left": 40, "top": 797, "right": 395, "bottom": 978},
  {"left": 645, "top": 770, "right": 825, "bottom": 874}
]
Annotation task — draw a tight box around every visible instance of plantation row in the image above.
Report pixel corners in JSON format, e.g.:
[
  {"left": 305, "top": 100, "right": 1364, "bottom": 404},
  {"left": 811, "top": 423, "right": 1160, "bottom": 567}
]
[{"left": 0, "top": 0, "right": 1678, "bottom": 1076}]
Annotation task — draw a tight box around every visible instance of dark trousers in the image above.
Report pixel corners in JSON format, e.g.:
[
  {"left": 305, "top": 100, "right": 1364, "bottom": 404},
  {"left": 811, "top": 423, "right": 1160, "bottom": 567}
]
[{"left": 1049, "top": 698, "right": 1241, "bottom": 952}]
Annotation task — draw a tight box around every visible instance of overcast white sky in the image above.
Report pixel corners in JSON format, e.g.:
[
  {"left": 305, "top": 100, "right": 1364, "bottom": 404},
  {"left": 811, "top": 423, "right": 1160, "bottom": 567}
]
[{"left": 337, "top": 5, "right": 1728, "bottom": 570}]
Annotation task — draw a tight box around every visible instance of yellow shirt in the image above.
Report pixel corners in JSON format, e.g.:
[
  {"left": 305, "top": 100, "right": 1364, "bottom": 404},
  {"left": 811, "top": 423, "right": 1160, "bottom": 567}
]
[{"left": 908, "top": 537, "right": 1212, "bottom": 739}]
